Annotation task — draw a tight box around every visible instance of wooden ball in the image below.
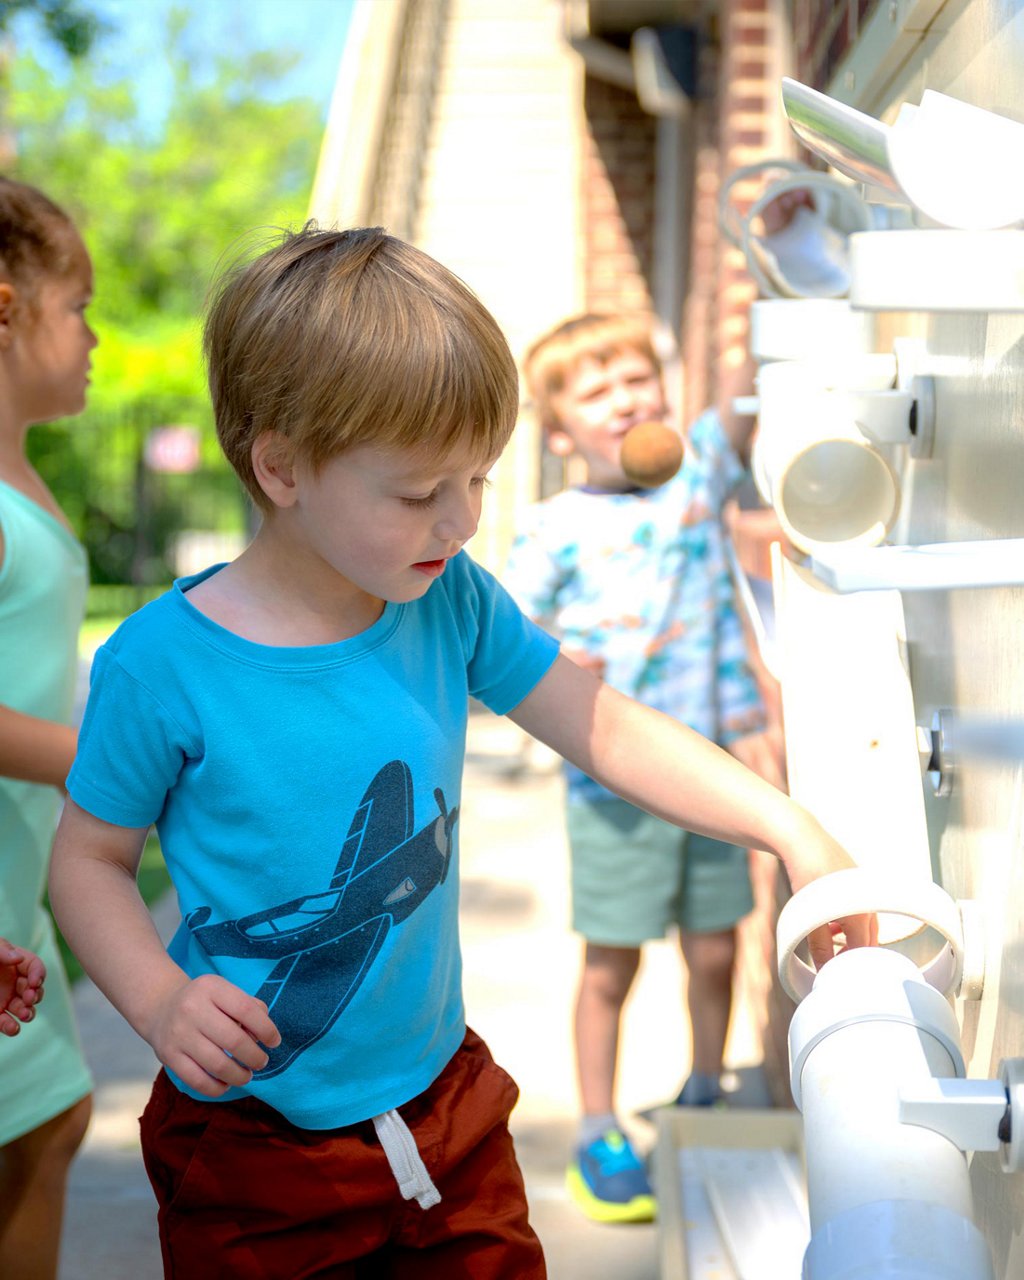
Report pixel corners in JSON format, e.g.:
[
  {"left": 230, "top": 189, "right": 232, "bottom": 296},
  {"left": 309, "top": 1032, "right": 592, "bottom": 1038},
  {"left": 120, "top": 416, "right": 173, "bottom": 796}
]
[{"left": 619, "top": 421, "right": 684, "bottom": 488}]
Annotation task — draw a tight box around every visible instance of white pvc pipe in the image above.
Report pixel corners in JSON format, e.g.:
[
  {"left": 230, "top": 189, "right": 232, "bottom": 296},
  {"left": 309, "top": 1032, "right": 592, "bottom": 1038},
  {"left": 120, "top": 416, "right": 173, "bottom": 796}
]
[
  {"left": 753, "top": 358, "right": 902, "bottom": 555},
  {"left": 790, "top": 947, "right": 995, "bottom": 1279},
  {"left": 749, "top": 298, "right": 875, "bottom": 363}
]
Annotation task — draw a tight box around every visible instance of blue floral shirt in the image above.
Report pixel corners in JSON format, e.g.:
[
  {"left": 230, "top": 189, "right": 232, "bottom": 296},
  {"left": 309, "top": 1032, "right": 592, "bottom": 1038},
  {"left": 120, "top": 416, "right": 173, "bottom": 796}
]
[{"left": 504, "top": 409, "right": 765, "bottom": 801}]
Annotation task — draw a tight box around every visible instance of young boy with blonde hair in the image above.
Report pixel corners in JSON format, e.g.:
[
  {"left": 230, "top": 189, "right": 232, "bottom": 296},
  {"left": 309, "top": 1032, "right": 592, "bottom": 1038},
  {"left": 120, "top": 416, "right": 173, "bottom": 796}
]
[
  {"left": 505, "top": 312, "right": 776, "bottom": 1222},
  {"left": 50, "top": 227, "right": 865, "bottom": 1276}
]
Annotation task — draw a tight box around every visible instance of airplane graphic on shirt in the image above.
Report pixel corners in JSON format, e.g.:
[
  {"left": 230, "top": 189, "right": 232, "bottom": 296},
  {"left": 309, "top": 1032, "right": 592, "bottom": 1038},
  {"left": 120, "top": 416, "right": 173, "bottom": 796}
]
[{"left": 184, "top": 759, "right": 457, "bottom": 1078}]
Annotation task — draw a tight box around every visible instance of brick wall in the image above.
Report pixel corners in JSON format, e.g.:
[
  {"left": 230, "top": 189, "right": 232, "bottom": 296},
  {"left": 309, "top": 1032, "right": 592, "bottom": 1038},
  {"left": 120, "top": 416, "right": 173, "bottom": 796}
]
[
  {"left": 787, "top": 0, "right": 882, "bottom": 89},
  {"left": 580, "top": 74, "right": 657, "bottom": 315},
  {"left": 680, "top": 38, "right": 723, "bottom": 428},
  {"left": 716, "top": 0, "right": 774, "bottom": 417}
]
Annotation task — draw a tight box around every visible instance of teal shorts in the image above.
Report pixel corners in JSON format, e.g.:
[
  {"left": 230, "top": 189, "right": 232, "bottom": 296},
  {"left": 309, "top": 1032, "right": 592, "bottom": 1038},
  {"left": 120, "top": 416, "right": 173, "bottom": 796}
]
[{"left": 567, "top": 796, "right": 754, "bottom": 946}]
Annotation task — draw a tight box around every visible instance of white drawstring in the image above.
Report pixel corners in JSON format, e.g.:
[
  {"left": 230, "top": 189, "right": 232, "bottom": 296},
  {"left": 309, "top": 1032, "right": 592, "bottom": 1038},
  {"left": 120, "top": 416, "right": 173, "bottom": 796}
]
[{"left": 371, "top": 1109, "right": 442, "bottom": 1210}]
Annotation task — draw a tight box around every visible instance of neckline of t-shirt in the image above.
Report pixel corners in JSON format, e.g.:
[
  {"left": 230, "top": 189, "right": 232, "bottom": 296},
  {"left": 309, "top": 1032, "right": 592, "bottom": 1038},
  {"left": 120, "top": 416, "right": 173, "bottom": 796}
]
[
  {"left": 168, "top": 564, "right": 403, "bottom": 669},
  {"left": 577, "top": 483, "right": 649, "bottom": 496},
  {"left": 0, "top": 475, "right": 86, "bottom": 561},
  {"left": 576, "top": 473, "right": 687, "bottom": 497}
]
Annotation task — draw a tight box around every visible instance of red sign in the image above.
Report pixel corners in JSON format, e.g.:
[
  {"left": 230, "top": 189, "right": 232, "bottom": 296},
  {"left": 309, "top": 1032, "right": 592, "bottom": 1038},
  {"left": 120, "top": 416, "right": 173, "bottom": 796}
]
[{"left": 145, "top": 425, "right": 201, "bottom": 474}]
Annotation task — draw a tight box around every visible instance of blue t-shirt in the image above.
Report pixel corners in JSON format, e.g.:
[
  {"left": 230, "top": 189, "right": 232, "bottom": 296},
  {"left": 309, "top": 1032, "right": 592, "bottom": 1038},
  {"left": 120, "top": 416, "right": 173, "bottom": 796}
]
[
  {"left": 504, "top": 410, "right": 764, "bottom": 802},
  {"left": 67, "top": 551, "right": 559, "bottom": 1129}
]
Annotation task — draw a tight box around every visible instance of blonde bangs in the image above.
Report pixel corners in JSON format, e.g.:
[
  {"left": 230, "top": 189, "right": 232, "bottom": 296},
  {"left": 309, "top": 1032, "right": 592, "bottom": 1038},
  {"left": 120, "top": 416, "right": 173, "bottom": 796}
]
[
  {"left": 205, "top": 226, "right": 519, "bottom": 506},
  {"left": 300, "top": 260, "right": 519, "bottom": 466}
]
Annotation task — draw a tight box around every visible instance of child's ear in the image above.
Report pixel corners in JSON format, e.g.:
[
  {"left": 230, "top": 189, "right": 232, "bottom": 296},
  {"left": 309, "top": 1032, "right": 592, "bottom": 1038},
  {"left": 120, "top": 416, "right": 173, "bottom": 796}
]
[
  {"left": 545, "top": 427, "right": 575, "bottom": 458},
  {"left": 0, "top": 283, "right": 17, "bottom": 350},
  {"left": 251, "top": 431, "right": 298, "bottom": 508}
]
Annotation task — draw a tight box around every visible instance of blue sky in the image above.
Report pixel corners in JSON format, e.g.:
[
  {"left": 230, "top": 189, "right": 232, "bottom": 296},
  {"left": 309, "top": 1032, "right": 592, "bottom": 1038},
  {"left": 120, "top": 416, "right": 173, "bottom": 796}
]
[{"left": 14, "top": 0, "right": 355, "bottom": 125}]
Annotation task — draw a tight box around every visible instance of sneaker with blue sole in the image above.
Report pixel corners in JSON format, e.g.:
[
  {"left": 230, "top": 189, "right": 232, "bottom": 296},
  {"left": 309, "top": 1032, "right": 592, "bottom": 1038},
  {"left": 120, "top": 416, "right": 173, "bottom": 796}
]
[{"left": 565, "top": 1128, "right": 656, "bottom": 1223}]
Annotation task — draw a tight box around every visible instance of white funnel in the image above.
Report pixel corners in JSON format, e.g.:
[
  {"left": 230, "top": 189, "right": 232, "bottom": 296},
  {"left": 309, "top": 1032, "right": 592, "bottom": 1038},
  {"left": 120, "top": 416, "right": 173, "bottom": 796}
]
[
  {"left": 777, "top": 438, "right": 898, "bottom": 548},
  {"left": 753, "top": 358, "right": 901, "bottom": 555}
]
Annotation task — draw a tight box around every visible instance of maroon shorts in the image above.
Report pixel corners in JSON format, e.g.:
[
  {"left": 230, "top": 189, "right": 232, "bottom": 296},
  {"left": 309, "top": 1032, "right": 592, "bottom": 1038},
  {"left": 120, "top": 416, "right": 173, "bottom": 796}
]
[{"left": 139, "top": 1028, "right": 546, "bottom": 1279}]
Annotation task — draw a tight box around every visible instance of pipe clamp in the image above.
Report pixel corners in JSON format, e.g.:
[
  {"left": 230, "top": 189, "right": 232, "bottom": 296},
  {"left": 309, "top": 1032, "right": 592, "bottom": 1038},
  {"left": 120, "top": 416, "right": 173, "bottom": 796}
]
[
  {"left": 788, "top": 948, "right": 965, "bottom": 1108},
  {"left": 777, "top": 867, "right": 964, "bottom": 1002}
]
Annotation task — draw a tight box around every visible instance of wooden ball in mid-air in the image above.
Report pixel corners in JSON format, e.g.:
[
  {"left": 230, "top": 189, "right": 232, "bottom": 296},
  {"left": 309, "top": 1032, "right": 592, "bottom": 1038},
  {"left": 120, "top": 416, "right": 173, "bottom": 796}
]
[{"left": 619, "top": 421, "right": 684, "bottom": 488}]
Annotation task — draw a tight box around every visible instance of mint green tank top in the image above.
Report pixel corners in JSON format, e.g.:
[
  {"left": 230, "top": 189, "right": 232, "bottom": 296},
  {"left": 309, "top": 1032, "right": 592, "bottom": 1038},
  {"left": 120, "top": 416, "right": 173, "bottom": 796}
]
[{"left": 0, "top": 476, "right": 92, "bottom": 1143}]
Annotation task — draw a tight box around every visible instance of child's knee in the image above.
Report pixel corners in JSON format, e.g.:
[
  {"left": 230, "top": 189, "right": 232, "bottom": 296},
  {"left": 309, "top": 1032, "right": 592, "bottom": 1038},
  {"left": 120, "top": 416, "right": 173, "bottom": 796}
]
[
  {"left": 0, "top": 1093, "right": 91, "bottom": 1191},
  {"left": 682, "top": 928, "right": 737, "bottom": 980},
  {"left": 582, "top": 943, "right": 642, "bottom": 995}
]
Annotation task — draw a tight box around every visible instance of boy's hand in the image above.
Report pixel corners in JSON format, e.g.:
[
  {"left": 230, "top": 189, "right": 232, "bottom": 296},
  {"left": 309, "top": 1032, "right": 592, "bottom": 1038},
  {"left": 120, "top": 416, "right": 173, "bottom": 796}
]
[
  {"left": 0, "top": 939, "right": 45, "bottom": 1036},
  {"left": 759, "top": 187, "right": 816, "bottom": 236},
  {"left": 784, "top": 831, "right": 878, "bottom": 970},
  {"left": 144, "top": 973, "right": 282, "bottom": 1097},
  {"left": 806, "top": 912, "right": 878, "bottom": 972}
]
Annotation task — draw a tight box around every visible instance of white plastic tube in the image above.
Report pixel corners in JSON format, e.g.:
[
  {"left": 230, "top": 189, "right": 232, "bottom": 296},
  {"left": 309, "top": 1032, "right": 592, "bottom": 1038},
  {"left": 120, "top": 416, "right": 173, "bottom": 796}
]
[
  {"left": 790, "top": 948, "right": 995, "bottom": 1279},
  {"left": 749, "top": 298, "right": 875, "bottom": 363},
  {"left": 753, "top": 358, "right": 901, "bottom": 555}
]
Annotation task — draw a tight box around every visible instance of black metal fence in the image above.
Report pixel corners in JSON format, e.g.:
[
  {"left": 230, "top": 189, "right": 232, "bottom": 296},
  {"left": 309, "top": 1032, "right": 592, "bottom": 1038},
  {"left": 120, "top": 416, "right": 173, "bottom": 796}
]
[{"left": 28, "top": 400, "right": 252, "bottom": 618}]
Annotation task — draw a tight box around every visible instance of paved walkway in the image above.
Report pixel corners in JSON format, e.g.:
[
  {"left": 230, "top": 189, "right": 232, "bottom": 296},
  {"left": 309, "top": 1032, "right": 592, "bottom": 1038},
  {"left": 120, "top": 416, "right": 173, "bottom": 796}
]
[{"left": 60, "top": 709, "right": 766, "bottom": 1278}]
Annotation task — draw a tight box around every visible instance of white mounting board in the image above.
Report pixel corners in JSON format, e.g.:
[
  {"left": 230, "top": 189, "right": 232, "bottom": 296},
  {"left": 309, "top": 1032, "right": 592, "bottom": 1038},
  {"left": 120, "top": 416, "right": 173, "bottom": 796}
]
[
  {"left": 684, "top": 1147, "right": 809, "bottom": 1279},
  {"left": 809, "top": 536, "right": 1024, "bottom": 591},
  {"left": 849, "top": 230, "right": 1024, "bottom": 313},
  {"left": 771, "top": 550, "right": 933, "bottom": 918},
  {"left": 656, "top": 1108, "right": 808, "bottom": 1280}
]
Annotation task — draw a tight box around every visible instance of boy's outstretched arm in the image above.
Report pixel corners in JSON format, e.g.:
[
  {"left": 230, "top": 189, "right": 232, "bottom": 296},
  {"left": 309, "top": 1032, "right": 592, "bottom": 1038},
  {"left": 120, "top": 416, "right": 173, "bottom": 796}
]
[
  {"left": 508, "top": 654, "right": 874, "bottom": 968},
  {"left": 0, "top": 938, "right": 45, "bottom": 1036},
  {"left": 49, "top": 800, "right": 281, "bottom": 1096}
]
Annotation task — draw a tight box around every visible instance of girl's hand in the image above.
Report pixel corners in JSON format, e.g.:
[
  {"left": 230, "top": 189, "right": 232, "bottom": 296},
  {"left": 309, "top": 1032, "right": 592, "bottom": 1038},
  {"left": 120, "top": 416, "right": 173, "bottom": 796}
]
[
  {"left": 143, "top": 973, "right": 282, "bottom": 1097},
  {"left": 0, "top": 939, "right": 46, "bottom": 1036}
]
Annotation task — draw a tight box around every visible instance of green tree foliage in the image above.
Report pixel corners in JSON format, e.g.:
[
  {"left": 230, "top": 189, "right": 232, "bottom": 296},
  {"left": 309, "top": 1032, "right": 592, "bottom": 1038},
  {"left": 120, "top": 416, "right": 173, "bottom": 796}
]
[
  {"left": 0, "top": 0, "right": 101, "bottom": 58},
  {"left": 9, "top": 16, "right": 321, "bottom": 399},
  {"left": 5, "top": 10, "right": 325, "bottom": 584}
]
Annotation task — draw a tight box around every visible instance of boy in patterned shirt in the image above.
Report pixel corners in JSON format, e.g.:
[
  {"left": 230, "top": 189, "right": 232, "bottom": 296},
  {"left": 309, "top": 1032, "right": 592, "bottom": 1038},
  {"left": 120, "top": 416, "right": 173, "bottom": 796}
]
[{"left": 505, "top": 313, "right": 773, "bottom": 1223}]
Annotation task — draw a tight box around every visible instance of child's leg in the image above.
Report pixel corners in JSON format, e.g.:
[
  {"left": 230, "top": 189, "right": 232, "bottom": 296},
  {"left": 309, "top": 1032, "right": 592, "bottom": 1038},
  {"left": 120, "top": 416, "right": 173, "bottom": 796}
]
[
  {"left": 0, "top": 1094, "right": 92, "bottom": 1280},
  {"left": 676, "top": 833, "right": 754, "bottom": 1105},
  {"left": 574, "top": 942, "right": 640, "bottom": 1115},
  {"left": 680, "top": 926, "right": 736, "bottom": 1078},
  {"left": 140, "top": 1029, "right": 544, "bottom": 1279},
  {"left": 567, "top": 796, "right": 685, "bottom": 1119},
  {"left": 566, "top": 798, "right": 679, "bottom": 1221},
  {"left": 568, "top": 944, "right": 654, "bottom": 1223}
]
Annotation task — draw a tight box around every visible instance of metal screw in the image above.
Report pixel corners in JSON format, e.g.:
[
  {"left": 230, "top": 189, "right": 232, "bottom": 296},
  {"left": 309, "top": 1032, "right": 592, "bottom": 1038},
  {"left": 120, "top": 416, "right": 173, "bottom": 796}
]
[{"left": 928, "top": 710, "right": 954, "bottom": 798}]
